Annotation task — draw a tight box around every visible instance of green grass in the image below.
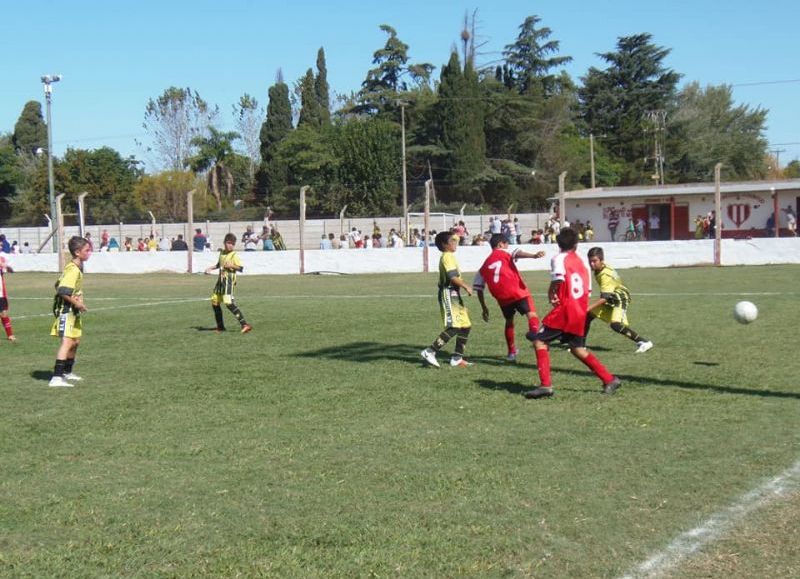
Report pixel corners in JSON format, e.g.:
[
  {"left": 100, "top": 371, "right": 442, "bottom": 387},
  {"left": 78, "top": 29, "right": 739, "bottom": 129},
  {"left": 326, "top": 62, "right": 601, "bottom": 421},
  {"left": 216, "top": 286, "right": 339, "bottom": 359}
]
[{"left": 1, "top": 266, "right": 798, "bottom": 577}]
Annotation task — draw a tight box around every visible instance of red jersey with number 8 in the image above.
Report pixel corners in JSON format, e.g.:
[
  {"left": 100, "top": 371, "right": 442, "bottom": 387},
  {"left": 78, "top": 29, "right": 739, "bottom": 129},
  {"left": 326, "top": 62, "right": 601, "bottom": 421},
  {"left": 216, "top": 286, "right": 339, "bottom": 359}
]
[
  {"left": 475, "top": 248, "right": 530, "bottom": 306},
  {"left": 542, "top": 250, "right": 590, "bottom": 336}
]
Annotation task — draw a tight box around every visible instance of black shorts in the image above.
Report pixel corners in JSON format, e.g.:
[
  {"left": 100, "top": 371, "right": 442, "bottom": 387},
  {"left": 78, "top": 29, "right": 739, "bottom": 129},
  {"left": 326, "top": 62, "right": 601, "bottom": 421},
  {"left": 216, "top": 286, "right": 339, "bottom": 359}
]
[
  {"left": 500, "top": 296, "right": 533, "bottom": 320},
  {"left": 532, "top": 325, "right": 586, "bottom": 349},
  {"left": 0, "top": 297, "right": 7, "bottom": 311}
]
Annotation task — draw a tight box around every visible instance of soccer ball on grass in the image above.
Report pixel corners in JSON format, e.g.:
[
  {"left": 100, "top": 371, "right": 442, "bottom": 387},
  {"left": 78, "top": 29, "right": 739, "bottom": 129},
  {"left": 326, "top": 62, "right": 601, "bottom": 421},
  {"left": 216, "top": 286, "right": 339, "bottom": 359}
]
[{"left": 733, "top": 301, "right": 758, "bottom": 324}]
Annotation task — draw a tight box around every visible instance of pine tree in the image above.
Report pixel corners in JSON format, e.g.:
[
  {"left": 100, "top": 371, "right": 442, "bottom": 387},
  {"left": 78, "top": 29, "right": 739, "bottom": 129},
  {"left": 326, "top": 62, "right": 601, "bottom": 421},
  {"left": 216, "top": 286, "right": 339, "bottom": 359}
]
[
  {"left": 298, "top": 69, "right": 323, "bottom": 129},
  {"left": 13, "top": 101, "right": 48, "bottom": 155},
  {"left": 502, "top": 15, "right": 572, "bottom": 97},
  {"left": 437, "top": 52, "right": 485, "bottom": 200},
  {"left": 315, "top": 47, "right": 331, "bottom": 125},
  {"left": 258, "top": 73, "right": 293, "bottom": 203}
]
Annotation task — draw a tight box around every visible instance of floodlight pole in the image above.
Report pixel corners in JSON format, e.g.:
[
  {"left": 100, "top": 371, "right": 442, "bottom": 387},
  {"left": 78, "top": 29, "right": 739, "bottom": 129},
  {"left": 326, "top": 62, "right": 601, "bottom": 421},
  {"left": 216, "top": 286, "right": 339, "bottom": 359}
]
[
  {"left": 771, "top": 187, "right": 779, "bottom": 238},
  {"left": 42, "top": 74, "right": 62, "bottom": 252},
  {"left": 186, "top": 189, "right": 195, "bottom": 274},
  {"left": 423, "top": 180, "right": 431, "bottom": 273},
  {"left": 55, "top": 193, "right": 65, "bottom": 271},
  {"left": 339, "top": 204, "right": 348, "bottom": 238},
  {"left": 299, "top": 186, "right": 308, "bottom": 274},
  {"left": 714, "top": 163, "right": 722, "bottom": 266},
  {"left": 77, "top": 192, "right": 88, "bottom": 237},
  {"left": 558, "top": 171, "right": 567, "bottom": 227},
  {"left": 589, "top": 133, "right": 596, "bottom": 189},
  {"left": 399, "top": 101, "right": 409, "bottom": 242}
]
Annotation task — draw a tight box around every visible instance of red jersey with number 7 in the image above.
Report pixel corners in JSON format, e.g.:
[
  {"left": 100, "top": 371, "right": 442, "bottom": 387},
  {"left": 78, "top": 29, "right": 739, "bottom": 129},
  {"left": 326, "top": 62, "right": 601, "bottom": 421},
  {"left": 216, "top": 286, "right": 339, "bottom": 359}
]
[
  {"left": 541, "top": 250, "right": 591, "bottom": 336},
  {"left": 473, "top": 248, "right": 531, "bottom": 306}
]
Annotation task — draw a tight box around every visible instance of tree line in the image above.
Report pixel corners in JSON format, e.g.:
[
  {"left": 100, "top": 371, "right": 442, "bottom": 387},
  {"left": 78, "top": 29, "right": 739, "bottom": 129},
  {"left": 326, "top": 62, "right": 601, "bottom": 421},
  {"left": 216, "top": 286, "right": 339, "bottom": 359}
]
[{"left": 1, "top": 14, "right": 794, "bottom": 226}]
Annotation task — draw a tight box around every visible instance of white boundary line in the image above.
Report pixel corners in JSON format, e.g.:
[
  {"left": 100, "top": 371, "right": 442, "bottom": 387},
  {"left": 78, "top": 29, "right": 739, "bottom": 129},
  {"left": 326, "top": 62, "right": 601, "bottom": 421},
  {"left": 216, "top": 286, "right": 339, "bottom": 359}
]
[
  {"left": 13, "top": 298, "right": 206, "bottom": 320},
  {"left": 621, "top": 459, "right": 800, "bottom": 579}
]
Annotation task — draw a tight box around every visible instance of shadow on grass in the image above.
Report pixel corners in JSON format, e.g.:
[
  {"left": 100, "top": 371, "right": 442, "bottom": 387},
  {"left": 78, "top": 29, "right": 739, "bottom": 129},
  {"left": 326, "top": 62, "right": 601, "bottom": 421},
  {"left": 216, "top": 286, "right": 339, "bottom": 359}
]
[
  {"left": 482, "top": 366, "right": 800, "bottom": 400},
  {"left": 191, "top": 326, "right": 221, "bottom": 332},
  {"left": 298, "top": 342, "right": 800, "bottom": 400},
  {"left": 31, "top": 370, "right": 52, "bottom": 382}
]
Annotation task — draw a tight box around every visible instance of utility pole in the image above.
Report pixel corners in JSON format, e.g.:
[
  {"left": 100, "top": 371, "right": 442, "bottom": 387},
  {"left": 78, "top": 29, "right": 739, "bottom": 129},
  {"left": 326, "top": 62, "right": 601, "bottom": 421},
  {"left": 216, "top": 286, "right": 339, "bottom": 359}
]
[
  {"left": 769, "top": 148, "right": 786, "bottom": 173},
  {"left": 645, "top": 110, "right": 666, "bottom": 185}
]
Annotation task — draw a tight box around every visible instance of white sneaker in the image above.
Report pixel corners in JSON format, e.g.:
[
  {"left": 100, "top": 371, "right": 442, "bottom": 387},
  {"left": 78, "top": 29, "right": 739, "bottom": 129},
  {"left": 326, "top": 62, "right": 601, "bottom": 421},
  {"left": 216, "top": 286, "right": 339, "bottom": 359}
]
[
  {"left": 421, "top": 348, "right": 440, "bottom": 368},
  {"left": 450, "top": 357, "right": 473, "bottom": 368},
  {"left": 507, "top": 349, "right": 518, "bottom": 362},
  {"left": 49, "top": 376, "right": 73, "bottom": 388},
  {"left": 63, "top": 373, "right": 83, "bottom": 381},
  {"left": 635, "top": 340, "right": 654, "bottom": 354}
]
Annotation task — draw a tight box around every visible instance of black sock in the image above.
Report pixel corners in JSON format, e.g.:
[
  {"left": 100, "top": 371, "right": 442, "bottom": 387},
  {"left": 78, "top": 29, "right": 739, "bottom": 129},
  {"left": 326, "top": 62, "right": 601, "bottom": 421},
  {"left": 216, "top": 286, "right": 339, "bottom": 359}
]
[
  {"left": 64, "top": 359, "right": 75, "bottom": 374},
  {"left": 455, "top": 327, "right": 471, "bottom": 356},
  {"left": 53, "top": 359, "right": 66, "bottom": 377},
  {"left": 432, "top": 328, "right": 458, "bottom": 352},
  {"left": 213, "top": 305, "right": 225, "bottom": 329},
  {"left": 226, "top": 303, "right": 247, "bottom": 326}
]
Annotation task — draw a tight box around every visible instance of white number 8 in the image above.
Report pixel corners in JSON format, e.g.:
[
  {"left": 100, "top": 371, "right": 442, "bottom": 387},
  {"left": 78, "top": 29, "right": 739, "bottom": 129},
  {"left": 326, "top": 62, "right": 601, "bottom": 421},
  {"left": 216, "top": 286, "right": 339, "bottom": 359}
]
[{"left": 570, "top": 272, "right": 585, "bottom": 299}]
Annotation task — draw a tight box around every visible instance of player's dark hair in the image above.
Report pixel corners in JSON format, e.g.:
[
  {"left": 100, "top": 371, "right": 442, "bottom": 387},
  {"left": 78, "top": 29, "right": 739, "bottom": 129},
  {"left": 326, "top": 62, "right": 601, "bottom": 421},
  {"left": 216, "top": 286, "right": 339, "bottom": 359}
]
[
  {"left": 224, "top": 233, "right": 237, "bottom": 244},
  {"left": 67, "top": 236, "right": 89, "bottom": 257},
  {"left": 489, "top": 233, "right": 509, "bottom": 249},
  {"left": 435, "top": 231, "right": 454, "bottom": 251},
  {"left": 556, "top": 227, "right": 578, "bottom": 251},
  {"left": 587, "top": 246, "right": 604, "bottom": 260}
]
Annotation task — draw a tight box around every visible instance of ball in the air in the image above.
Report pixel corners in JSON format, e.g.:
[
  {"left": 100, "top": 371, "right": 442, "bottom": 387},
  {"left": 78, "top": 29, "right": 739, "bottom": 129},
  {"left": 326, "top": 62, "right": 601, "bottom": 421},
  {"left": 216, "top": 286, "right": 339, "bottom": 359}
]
[{"left": 733, "top": 301, "right": 758, "bottom": 324}]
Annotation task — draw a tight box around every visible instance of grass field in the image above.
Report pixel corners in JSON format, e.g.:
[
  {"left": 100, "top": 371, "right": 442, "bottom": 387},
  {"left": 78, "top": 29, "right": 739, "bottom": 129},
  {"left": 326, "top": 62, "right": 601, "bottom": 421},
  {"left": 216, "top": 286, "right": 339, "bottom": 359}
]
[{"left": 1, "top": 265, "right": 798, "bottom": 577}]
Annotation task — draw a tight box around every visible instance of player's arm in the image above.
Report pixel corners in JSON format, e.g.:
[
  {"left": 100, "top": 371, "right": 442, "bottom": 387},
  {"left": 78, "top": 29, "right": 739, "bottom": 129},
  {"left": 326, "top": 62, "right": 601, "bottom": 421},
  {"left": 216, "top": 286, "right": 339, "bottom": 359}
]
[
  {"left": 57, "top": 287, "right": 87, "bottom": 313},
  {"left": 204, "top": 262, "right": 219, "bottom": 275},
  {"left": 548, "top": 280, "right": 562, "bottom": 306},
  {"left": 512, "top": 249, "right": 546, "bottom": 260},
  {"left": 472, "top": 272, "right": 488, "bottom": 320},
  {"left": 449, "top": 273, "right": 472, "bottom": 296}
]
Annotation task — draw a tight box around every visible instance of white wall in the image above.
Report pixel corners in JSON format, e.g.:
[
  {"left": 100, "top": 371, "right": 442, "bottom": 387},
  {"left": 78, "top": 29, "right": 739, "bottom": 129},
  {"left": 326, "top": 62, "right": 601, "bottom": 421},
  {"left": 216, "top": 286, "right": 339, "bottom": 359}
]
[{"left": 4, "top": 238, "right": 798, "bottom": 275}]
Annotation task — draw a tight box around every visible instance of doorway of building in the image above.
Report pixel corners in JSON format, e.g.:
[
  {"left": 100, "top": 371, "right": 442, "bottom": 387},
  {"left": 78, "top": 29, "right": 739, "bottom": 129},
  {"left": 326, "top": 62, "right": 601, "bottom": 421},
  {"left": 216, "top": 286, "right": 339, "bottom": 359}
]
[{"left": 646, "top": 204, "right": 671, "bottom": 240}]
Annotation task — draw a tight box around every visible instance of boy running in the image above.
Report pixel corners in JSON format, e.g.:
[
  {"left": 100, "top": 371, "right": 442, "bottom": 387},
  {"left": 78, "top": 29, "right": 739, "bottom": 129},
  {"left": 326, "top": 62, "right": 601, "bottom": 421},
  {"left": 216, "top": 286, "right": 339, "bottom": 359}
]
[
  {"left": 49, "top": 236, "right": 91, "bottom": 387},
  {"left": 0, "top": 255, "right": 16, "bottom": 342},
  {"left": 421, "top": 232, "right": 472, "bottom": 368},
  {"left": 524, "top": 228, "right": 620, "bottom": 399},
  {"left": 473, "top": 234, "right": 545, "bottom": 361},
  {"left": 205, "top": 233, "right": 252, "bottom": 334},
  {"left": 586, "top": 247, "right": 653, "bottom": 353}
]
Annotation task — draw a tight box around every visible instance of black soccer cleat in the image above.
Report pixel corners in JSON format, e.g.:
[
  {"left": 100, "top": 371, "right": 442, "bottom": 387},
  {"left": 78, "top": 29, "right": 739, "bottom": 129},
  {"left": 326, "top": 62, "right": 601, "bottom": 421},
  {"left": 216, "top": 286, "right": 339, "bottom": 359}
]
[
  {"left": 524, "top": 386, "right": 554, "bottom": 399},
  {"left": 602, "top": 377, "right": 621, "bottom": 395}
]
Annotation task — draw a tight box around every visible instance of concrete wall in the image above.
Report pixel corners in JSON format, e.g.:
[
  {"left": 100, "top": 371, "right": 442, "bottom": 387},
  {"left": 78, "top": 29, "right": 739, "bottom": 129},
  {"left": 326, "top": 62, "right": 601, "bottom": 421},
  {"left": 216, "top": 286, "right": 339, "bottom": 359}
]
[
  {"left": 5, "top": 238, "right": 798, "bottom": 275},
  {"left": 0, "top": 213, "right": 552, "bottom": 253}
]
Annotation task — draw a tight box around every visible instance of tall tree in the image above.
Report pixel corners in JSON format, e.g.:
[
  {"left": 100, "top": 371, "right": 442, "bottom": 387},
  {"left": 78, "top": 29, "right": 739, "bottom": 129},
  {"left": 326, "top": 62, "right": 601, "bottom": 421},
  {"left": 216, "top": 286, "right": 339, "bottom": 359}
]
[
  {"left": 232, "top": 94, "right": 264, "bottom": 180},
  {"left": 669, "top": 82, "right": 768, "bottom": 182},
  {"left": 330, "top": 118, "right": 401, "bottom": 215},
  {"left": 12, "top": 101, "right": 48, "bottom": 155},
  {"left": 315, "top": 47, "right": 331, "bottom": 125},
  {"left": 259, "top": 74, "right": 293, "bottom": 204},
  {"left": 134, "top": 170, "right": 200, "bottom": 222},
  {"left": 298, "top": 69, "right": 323, "bottom": 129},
  {"left": 56, "top": 147, "right": 143, "bottom": 223},
  {"left": 354, "top": 24, "right": 410, "bottom": 115},
  {"left": 578, "top": 34, "right": 681, "bottom": 185},
  {"left": 186, "top": 127, "right": 240, "bottom": 211},
  {"left": 502, "top": 15, "right": 572, "bottom": 97},
  {"left": 436, "top": 51, "right": 486, "bottom": 201},
  {"left": 143, "top": 87, "right": 219, "bottom": 171}
]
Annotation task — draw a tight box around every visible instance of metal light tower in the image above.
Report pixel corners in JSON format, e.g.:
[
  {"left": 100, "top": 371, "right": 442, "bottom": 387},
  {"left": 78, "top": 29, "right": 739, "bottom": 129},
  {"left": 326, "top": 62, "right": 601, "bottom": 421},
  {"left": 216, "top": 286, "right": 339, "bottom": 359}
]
[{"left": 42, "top": 74, "right": 62, "bottom": 252}]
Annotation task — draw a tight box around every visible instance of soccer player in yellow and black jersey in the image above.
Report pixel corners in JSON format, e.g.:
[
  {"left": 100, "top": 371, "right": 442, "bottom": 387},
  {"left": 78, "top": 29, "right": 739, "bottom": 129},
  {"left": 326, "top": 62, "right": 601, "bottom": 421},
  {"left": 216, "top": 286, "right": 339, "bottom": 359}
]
[
  {"left": 586, "top": 247, "right": 653, "bottom": 353},
  {"left": 49, "top": 236, "right": 91, "bottom": 387},
  {"left": 421, "top": 231, "right": 472, "bottom": 368},
  {"left": 205, "top": 233, "right": 252, "bottom": 334}
]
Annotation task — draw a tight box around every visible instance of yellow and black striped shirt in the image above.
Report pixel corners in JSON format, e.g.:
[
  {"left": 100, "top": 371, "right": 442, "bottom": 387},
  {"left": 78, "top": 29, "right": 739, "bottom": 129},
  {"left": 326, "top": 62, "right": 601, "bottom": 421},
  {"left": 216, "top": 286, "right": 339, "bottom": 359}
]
[
  {"left": 53, "top": 262, "right": 83, "bottom": 316},
  {"left": 213, "top": 250, "right": 242, "bottom": 295}
]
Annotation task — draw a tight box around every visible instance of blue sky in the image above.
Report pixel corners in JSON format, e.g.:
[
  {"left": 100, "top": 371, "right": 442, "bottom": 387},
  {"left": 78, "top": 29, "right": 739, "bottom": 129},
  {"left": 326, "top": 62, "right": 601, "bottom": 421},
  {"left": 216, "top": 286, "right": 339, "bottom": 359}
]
[{"left": 2, "top": 0, "right": 798, "bottom": 171}]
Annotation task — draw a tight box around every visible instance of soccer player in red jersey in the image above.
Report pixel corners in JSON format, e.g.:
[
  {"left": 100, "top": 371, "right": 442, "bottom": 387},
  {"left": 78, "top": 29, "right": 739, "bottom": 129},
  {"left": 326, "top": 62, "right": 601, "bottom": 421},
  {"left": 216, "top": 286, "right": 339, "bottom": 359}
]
[
  {"left": 473, "top": 234, "right": 545, "bottom": 361},
  {"left": 524, "top": 227, "right": 620, "bottom": 399},
  {"left": 0, "top": 255, "right": 16, "bottom": 342}
]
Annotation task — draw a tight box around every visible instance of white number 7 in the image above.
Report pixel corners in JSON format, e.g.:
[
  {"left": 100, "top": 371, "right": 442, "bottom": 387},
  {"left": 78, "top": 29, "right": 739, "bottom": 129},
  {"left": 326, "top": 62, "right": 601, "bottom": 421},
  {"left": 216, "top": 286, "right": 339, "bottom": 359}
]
[{"left": 488, "top": 260, "right": 502, "bottom": 283}]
